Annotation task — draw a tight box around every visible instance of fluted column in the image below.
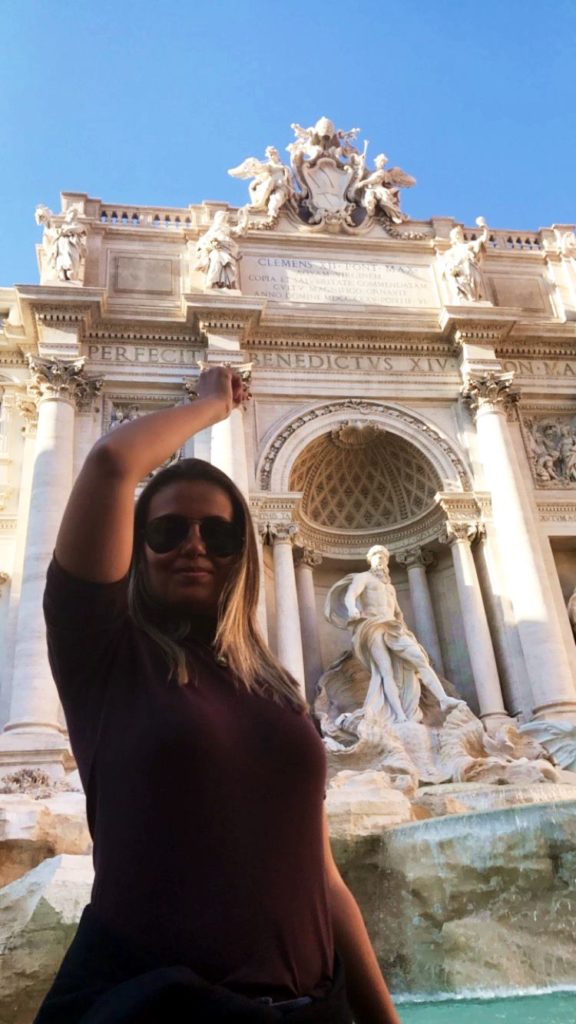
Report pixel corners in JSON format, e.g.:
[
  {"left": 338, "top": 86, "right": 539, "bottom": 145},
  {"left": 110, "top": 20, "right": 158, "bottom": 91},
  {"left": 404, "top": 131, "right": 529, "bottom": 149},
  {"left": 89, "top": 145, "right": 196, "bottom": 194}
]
[
  {"left": 440, "top": 521, "right": 507, "bottom": 723},
  {"left": 396, "top": 547, "right": 445, "bottom": 675},
  {"left": 294, "top": 548, "right": 324, "bottom": 703},
  {"left": 1, "top": 357, "right": 101, "bottom": 771},
  {"left": 269, "top": 523, "right": 305, "bottom": 693},
  {"left": 463, "top": 372, "right": 576, "bottom": 719}
]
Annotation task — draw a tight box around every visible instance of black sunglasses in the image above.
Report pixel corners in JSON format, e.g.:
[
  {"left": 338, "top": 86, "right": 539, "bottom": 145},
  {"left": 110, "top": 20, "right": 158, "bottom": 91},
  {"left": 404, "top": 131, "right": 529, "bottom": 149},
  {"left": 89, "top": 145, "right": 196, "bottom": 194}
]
[{"left": 143, "top": 514, "right": 244, "bottom": 557}]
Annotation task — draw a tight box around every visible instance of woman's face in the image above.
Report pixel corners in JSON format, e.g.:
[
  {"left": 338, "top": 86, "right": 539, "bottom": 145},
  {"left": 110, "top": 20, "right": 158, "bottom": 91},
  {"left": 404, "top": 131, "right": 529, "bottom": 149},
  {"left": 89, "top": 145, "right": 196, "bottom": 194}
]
[{"left": 143, "top": 479, "right": 240, "bottom": 617}]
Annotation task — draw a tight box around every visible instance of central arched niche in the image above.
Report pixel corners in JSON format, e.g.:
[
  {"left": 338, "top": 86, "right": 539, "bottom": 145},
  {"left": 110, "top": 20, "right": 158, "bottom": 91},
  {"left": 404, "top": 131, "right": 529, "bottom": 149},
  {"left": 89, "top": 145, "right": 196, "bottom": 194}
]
[
  {"left": 289, "top": 421, "right": 443, "bottom": 533},
  {"left": 285, "top": 421, "right": 477, "bottom": 713}
]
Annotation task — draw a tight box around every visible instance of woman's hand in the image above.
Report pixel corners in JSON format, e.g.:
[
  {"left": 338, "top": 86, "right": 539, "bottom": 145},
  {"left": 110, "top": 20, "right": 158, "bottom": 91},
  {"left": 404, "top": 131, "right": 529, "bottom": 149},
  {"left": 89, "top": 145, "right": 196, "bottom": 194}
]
[{"left": 196, "top": 366, "right": 248, "bottom": 418}]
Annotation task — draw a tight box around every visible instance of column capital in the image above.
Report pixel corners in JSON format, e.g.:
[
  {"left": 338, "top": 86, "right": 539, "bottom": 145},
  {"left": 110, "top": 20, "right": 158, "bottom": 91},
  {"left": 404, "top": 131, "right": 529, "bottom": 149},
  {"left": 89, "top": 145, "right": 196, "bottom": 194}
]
[
  {"left": 266, "top": 521, "right": 300, "bottom": 545},
  {"left": 461, "top": 370, "right": 521, "bottom": 420},
  {"left": 294, "top": 546, "right": 323, "bottom": 569},
  {"left": 439, "top": 521, "right": 480, "bottom": 546},
  {"left": 26, "top": 355, "right": 102, "bottom": 410},
  {"left": 395, "top": 546, "right": 435, "bottom": 570}
]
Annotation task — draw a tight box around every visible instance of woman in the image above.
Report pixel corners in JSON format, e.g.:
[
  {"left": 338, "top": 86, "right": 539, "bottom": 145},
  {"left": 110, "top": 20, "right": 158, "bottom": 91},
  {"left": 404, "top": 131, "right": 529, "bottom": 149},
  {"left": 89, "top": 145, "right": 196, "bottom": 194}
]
[{"left": 35, "top": 366, "right": 401, "bottom": 1024}]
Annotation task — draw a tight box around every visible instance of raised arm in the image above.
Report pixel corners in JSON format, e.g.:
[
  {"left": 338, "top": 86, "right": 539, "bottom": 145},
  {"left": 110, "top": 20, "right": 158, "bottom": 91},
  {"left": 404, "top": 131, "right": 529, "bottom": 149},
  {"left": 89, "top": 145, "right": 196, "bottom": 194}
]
[{"left": 55, "top": 367, "right": 242, "bottom": 583}]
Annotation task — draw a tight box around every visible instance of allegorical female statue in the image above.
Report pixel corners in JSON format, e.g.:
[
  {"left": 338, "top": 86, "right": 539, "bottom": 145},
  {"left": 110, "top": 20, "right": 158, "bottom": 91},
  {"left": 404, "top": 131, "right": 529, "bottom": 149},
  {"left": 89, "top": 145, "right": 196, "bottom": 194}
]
[
  {"left": 194, "top": 211, "right": 242, "bottom": 289},
  {"left": 441, "top": 218, "right": 489, "bottom": 302},
  {"left": 35, "top": 204, "right": 87, "bottom": 284}
]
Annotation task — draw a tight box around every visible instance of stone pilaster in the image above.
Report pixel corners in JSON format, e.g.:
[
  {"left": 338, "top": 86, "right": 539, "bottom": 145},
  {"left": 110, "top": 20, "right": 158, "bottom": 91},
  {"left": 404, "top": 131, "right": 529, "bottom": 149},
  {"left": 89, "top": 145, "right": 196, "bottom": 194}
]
[
  {"left": 439, "top": 518, "right": 508, "bottom": 724},
  {"left": 294, "top": 547, "right": 324, "bottom": 704},
  {"left": 462, "top": 370, "right": 576, "bottom": 721},
  {"left": 396, "top": 547, "right": 445, "bottom": 675},
  {"left": 0, "top": 357, "right": 102, "bottom": 778}
]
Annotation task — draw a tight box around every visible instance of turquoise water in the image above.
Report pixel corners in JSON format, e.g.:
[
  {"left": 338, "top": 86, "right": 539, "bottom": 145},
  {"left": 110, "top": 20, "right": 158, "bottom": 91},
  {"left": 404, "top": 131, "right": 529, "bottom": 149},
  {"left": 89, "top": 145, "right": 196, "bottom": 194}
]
[{"left": 397, "top": 991, "right": 576, "bottom": 1023}]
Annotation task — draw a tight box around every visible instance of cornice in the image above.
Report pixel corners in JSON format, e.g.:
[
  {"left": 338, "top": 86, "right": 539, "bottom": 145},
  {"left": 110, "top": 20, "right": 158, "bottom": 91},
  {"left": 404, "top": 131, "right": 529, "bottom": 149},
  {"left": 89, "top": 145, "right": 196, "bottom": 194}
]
[
  {"left": 0, "top": 350, "right": 27, "bottom": 367},
  {"left": 293, "top": 503, "right": 449, "bottom": 558},
  {"left": 246, "top": 331, "right": 453, "bottom": 355},
  {"left": 536, "top": 498, "right": 576, "bottom": 521},
  {"left": 85, "top": 324, "right": 203, "bottom": 344}
]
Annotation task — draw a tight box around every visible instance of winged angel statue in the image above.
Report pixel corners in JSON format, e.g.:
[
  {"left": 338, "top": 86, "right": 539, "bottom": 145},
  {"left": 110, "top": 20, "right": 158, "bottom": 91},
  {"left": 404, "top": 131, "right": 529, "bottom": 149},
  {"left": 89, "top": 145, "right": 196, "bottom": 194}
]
[
  {"left": 229, "top": 146, "right": 293, "bottom": 229},
  {"left": 228, "top": 117, "right": 416, "bottom": 233},
  {"left": 351, "top": 152, "right": 416, "bottom": 225}
]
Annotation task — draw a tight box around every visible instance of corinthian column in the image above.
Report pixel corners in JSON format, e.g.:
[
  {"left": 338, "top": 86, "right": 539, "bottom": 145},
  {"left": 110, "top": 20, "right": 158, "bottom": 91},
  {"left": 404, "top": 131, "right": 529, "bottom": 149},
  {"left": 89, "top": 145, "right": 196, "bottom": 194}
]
[
  {"left": 396, "top": 547, "right": 445, "bottom": 675},
  {"left": 440, "top": 521, "right": 507, "bottom": 723},
  {"left": 0, "top": 357, "right": 101, "bottom": 775},
  {"left": 294, "top": 548, "right": 324, "bottom": 703},
  {"left": 463, "top": 372, "right": 576, "bottom": 719},
  {"left": 268, "top": 523, "right": 305, "bottom": 693}
]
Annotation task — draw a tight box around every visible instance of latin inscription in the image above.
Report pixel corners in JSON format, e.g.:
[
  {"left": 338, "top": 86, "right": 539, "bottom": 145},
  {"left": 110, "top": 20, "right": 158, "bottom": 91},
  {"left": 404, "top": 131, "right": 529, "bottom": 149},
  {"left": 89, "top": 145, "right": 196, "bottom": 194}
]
[
  {"left": 502, "top": 359, "right": 576, "bottom": 378},
  {"left": 87, "top": 344, "right": 204, "bottom": 365},
  {"left": 84, "top": 346, "right": 576, "bottom": 379},
  {"left": 250, "top": 352, "right": 459, "bottom": 373},
  {"left": 241, "top": 255, "right": 437, "bottom": 307}
]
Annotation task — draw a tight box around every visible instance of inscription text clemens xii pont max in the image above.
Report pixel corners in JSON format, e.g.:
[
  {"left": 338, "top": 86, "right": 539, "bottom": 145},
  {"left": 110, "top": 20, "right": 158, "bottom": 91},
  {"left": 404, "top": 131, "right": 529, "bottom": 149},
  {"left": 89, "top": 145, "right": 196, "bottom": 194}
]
[{"left": 240, "top": 255, "right": 436, "bottom": 307}]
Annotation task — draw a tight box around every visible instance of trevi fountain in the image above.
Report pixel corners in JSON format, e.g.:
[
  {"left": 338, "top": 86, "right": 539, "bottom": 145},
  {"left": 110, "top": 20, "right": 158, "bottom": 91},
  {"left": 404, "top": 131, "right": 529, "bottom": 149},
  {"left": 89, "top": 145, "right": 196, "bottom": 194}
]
[{"left": 1, "top": 117, "right": 576, "bottom": 1021}]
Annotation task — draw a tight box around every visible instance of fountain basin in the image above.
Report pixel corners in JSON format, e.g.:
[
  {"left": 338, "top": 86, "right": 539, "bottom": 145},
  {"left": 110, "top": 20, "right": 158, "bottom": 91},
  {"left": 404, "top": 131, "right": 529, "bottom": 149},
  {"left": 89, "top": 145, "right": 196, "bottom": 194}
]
[{"left": 332, "top": 798, "right": 576, "bottom": 996}]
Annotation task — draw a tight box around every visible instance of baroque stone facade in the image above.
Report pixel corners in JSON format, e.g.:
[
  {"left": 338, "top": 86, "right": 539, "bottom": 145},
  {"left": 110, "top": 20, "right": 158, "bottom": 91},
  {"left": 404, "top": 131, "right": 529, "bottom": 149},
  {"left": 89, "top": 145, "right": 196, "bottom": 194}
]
[{"left": 2, "top": 116, "right": 576, "bottom": 778}]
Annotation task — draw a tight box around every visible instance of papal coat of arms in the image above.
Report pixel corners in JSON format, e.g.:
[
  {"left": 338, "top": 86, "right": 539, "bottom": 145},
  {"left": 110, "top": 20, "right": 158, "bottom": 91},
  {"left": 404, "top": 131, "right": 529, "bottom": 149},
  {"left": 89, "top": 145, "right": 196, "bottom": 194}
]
[{"left": 229, "top": 116, "right": 416, "bottom": 234}]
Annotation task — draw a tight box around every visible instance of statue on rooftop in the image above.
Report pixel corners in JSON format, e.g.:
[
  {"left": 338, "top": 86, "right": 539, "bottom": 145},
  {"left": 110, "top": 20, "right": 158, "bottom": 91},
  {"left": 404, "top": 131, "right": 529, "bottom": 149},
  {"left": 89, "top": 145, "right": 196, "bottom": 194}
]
[
  {"left": 35, "top": 204, "right": 86, "bottom": 285},
  {"left": 228, "top": 146, "right": 293, "bottom": 228},
  {"left": 440, "top": 217, "right": 490, "bottom": 302},
  {"left": 194, "top": 211, "right": 243, "bottom": 290},
  {"left": 352, "top": 153, "right": 416, "bottom": 224},
  {"left": 557, "top": 228, "right": 576, "bottom": 263},
  {"left": 287, "top": 117, "right": 361, "bottom": 171},
  {"left": 227, "top": 118, "right": 420, "bottom": 234}
]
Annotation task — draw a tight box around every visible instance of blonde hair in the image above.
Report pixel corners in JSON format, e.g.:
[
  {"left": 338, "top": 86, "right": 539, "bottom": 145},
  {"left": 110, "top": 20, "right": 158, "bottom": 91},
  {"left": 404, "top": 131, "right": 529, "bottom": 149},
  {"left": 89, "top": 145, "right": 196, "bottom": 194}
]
[{"left": 128, "top": 459, "right": 306, "bottom": 712}]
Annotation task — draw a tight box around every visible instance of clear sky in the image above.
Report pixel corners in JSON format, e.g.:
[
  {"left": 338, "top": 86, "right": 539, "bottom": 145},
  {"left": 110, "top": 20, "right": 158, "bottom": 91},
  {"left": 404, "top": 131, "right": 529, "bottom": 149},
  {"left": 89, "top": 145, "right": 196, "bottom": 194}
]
[{"left": 1, "top": 0, "right": 574, "bottom": 286}]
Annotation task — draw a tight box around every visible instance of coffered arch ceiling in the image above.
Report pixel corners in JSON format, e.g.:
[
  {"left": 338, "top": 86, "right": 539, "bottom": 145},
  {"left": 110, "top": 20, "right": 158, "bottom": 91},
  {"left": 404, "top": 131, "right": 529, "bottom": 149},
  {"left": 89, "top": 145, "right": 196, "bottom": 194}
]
[{"left": 289, "top": 422, "right": 442, "bottom": 532}]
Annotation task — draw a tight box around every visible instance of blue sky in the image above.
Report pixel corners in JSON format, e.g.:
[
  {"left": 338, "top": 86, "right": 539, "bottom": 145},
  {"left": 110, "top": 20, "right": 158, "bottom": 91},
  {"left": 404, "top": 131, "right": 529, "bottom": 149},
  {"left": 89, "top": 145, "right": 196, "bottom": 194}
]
[{"left": 1, "top": 0, "right": 574, "bottom": 285}]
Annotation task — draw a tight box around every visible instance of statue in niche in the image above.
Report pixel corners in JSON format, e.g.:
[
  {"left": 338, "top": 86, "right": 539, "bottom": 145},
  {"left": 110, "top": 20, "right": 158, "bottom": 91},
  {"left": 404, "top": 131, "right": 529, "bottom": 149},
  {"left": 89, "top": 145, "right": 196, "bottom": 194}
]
[
  {"left": 441, "top": 217, "right": 489, "bottom": 302},
  {"left": 324, "top": 545, "right": 463, "bottom": 727},
  {"left": 317, "top": 545, "right": 560, "bottom": 789},
  {"left": 352, "top": 153, "right": 416, "bottom": 224},
  {"left": 194, "top": 211, "right": 243, "bottom": 290},
  {"left": 228, "top": 147, "right": 293, "bottom": 228},
  {"left": 35, "top": 204, "right": 86, "bottom": 284}
]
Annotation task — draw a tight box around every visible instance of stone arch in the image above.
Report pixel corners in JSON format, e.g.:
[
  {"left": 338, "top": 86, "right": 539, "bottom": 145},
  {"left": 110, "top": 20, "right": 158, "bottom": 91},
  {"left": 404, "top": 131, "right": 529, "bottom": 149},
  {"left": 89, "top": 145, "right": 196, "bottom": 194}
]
[{"left": 257, "top": 399, "right": 472, "bottom": 494}]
